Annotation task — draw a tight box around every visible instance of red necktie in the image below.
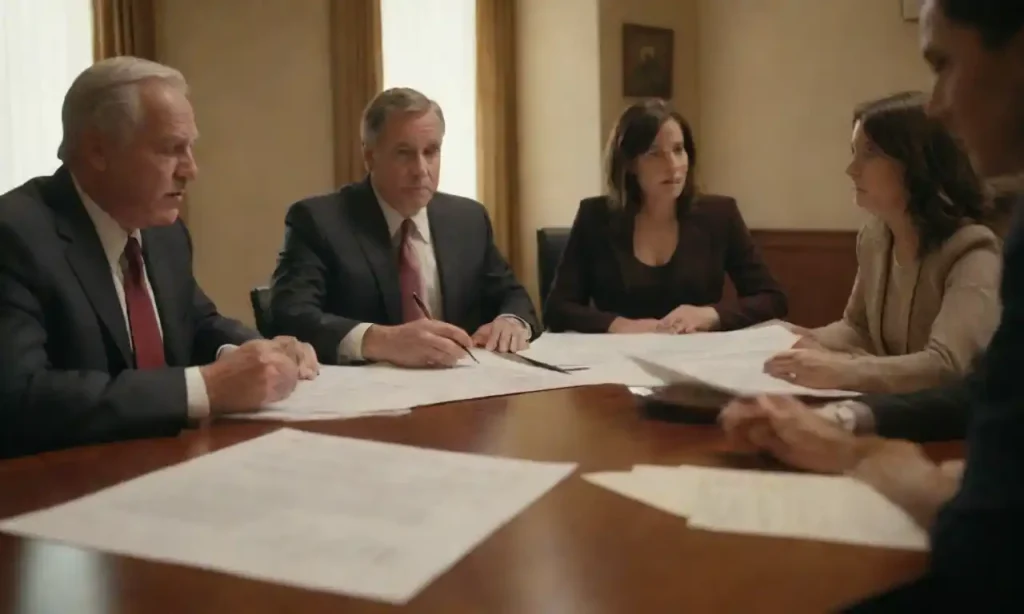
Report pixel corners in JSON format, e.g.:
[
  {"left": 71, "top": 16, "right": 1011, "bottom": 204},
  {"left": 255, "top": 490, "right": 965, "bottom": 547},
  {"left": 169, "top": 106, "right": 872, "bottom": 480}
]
[
  {"left": 398, "top": 219, "right": 426, "bottom": 322},
  {"left": 122, "top": 237, "right": 166, "bottom": 369}
]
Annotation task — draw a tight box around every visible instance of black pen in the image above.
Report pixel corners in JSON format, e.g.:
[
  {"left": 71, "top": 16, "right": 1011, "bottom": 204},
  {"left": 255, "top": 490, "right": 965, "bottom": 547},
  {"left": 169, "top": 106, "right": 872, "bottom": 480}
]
[{"left": 412, "top": 292, "right": 480, "bottom": 364}]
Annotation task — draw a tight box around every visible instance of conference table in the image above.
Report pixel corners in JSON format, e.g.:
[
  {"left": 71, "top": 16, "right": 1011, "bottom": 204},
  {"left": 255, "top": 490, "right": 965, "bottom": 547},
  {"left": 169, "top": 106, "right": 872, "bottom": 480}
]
[{"left": 0, "top": 385, "right": 961, "bottom": 613}]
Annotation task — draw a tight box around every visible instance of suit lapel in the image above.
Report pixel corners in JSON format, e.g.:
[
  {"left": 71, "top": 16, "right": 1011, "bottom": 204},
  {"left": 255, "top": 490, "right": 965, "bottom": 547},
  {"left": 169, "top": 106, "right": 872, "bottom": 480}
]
[
  {"left": 350, "top": 182, "right": 402, "bottom": 323},
  {"left": 427, "top": 202, "right": 461, "bottom": 321},
  {"left": 863, "top": 225, "right": 891, "bottom": 353},
  {"left": 141, "top": 228, "right": 189, "bottom": 366},
  {"left": 50, "top": 169, "right": 133, "bottom": 366}
]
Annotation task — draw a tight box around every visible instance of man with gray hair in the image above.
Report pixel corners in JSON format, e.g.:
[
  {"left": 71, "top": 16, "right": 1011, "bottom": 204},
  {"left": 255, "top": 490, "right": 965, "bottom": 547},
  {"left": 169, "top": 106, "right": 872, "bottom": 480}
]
[
  {"left": 271, "top": 87, "right": 539, "bottom": 367},
  {"left": 0, "top": 56, "right": 318, "bottom": 459}
]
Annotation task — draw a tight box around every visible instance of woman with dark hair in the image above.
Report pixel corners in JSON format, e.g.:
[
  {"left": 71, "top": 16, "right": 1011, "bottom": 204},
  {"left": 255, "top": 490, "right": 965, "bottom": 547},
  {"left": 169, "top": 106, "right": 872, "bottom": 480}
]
[
  {"left": 543, "top": 99, "right": 787, "bottom": 334},
  {"left": 764, "top": 92, "right": 1002, "bottom": 394}
]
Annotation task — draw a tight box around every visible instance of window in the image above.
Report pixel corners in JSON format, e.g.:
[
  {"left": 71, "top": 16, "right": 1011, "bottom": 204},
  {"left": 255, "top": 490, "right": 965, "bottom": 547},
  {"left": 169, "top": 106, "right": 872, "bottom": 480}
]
[
  {"left": 0, "top": 1, "right": 93, "bottom": 194},
  {"left": 380, "top": 0, "right": 477, "bottom": 200}
]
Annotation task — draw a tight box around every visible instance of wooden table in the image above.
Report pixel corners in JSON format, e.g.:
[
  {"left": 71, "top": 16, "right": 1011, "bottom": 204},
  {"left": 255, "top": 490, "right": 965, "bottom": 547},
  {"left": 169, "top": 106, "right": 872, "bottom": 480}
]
[{"left": 0, "top": 385, "right": 962, "bottom": 614}]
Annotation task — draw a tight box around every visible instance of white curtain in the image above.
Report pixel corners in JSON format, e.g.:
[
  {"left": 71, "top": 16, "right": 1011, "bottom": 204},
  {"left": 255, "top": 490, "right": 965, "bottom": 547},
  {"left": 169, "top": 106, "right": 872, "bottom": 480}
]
[
  {"left": 0, "top": 0, "right": 93, "bottom": 194},
  {"left": 380, "top": 0, "right": 477, "bottom": 200}
]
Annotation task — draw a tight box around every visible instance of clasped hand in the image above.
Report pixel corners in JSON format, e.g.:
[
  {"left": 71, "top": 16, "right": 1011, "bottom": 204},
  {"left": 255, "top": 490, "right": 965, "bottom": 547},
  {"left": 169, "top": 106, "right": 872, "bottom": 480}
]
[
  {"left": 363, "top": 316, "right": 528, "bottom": 369},
  {"left": 200, "top": 336, "right": 318, "bottom": 415}
]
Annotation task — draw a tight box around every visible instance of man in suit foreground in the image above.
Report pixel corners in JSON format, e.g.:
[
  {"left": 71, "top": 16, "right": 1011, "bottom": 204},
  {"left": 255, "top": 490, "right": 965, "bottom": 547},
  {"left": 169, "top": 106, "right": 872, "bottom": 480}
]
[
  {"left": 0, "top": 57, "right": 317, "bottom": 459},
  {"left": 271, "top": 87, "right": 539, "bottom": 368},
  {"left": 722, "top": 0, "right": 1024, "bottom": 608}
]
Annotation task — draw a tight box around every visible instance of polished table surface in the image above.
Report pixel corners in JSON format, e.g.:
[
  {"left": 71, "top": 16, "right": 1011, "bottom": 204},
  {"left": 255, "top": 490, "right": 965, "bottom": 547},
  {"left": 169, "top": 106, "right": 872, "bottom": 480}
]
[{"left": 0, "top": 385, "right": 962, "bottom": 614}]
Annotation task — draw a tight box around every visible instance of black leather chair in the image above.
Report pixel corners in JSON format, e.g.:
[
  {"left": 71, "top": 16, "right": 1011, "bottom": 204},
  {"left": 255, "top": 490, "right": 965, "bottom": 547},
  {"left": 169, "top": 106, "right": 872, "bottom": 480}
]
[
  {"left": 536, "top": 227, "right": 571, "bottom": 307},
  {"left": 249, "top": 286, "right": 272, "bottom": 337}
]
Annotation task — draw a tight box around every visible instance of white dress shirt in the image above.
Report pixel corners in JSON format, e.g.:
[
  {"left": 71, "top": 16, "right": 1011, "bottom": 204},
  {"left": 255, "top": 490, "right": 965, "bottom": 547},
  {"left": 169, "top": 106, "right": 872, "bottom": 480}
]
[
  {"left": 73, "top": 177, "right": 213, "bottom": 419},
  {"left": 338, "top": 190, "right": 529, "bottom": 361}
]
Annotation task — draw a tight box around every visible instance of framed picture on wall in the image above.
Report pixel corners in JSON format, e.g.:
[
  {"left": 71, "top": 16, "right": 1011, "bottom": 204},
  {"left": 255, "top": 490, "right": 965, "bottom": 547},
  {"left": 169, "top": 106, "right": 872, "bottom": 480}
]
[
  {"left": 901, "top": 0, "right": 922, "bottom": 21},
  {"left": 622, "top": 24, "right": 674, "bottom": 99}
]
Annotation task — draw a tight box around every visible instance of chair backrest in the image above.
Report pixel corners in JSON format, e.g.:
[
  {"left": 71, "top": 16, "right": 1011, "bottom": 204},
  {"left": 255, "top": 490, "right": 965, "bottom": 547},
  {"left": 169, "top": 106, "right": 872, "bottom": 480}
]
[
  {"left": 250, "top": 286, "right": 272, "bottom": 337},
  {"left": 536, "top": 227, "right": 571, "bottom": 307}
]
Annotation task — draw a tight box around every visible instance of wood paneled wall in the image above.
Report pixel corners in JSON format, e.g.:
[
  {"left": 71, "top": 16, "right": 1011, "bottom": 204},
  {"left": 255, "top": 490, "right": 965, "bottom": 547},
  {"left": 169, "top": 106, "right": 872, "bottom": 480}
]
[{"left": 748, "top": 229, "right": 858, "bottom": 327}]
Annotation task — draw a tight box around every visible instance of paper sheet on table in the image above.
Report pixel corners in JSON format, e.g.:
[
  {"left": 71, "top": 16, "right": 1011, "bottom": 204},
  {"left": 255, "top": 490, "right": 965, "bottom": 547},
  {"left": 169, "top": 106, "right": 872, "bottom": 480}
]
[
  {"left": 0, "top": 428, "right": 577, "bottom": 604},
  {"left": 629, "top": 353, "right": 861, "bottom": 399},
  {"left": 234, "top": 351, "right": 581, "bottom": 421},
  {"left": 518, "top": 324, "right": 800, "bottom": 368},
  {"left": 583, "top": 464, "right": 927, "bottom": 551}
]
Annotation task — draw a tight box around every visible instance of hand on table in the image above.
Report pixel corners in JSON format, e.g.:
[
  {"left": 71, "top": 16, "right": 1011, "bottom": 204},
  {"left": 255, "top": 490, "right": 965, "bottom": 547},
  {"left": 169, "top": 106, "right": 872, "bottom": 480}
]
[
  {"left": 763, "top": 349, "right": 851, "bottom": 389},
  {"left": 268, "top": 335, "right": 319, "bottom": 379},
  {"left": 472, "top": 316, "right": 530, "bottom": 353},
  {"left": 201, "top": 339, "right": 300, "bottom": 414},
  {"left": 719, "top": 395, "right": 866, "bottom": 474},
  {"left": 847, "top": 439, "right": 961, "bottom": 529},
  {"left": 656, "top": 305, "right": 721, "bottom": 334},
  {"left": 363, "top": 319, "right": 472, "bottom": 368},
  {"left": 608, "top": 317, "right": 661, "bottom": 334}
]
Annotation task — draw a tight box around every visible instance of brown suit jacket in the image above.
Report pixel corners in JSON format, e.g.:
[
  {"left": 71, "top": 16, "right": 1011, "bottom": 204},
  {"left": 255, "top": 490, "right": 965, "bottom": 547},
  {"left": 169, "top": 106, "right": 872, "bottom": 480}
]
[
  {"left": 812, "top": 218, "right": 1002, "bottom": 393},
  {"left": 543, "top": 194, "right": 788, "bottom": 332}
]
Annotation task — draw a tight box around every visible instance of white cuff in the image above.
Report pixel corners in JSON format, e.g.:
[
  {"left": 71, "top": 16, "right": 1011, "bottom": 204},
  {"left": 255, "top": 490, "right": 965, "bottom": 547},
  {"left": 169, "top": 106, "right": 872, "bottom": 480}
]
[
  {"left": 815, "top": 400, "right": 875, "bottom": 434},
  {"left": 184, "top": 367, "right": 210, "bottom": 420},
  {"left": 184, "top": 345, "right": 237, "bottom": 420},
  {"left": 339, "top": 323, "right": 373, "bottom": 362}
]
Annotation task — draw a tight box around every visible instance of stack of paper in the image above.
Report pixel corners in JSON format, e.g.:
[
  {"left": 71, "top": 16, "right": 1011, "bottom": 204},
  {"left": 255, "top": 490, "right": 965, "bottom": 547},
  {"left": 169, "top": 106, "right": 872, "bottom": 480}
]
[
  {"left": 240, "top": 351, "right": 578, "bottom": 422},
  {"left": 239, "top": 324, "right": 838, "bottom": 421},
  {"left": 584, "top": 464, "right": 927, "bottom": 550},
  {"left": 0, "top": 429, "right": 577, "bottom": 604},
  {"left": 628, "top": 354, "right": 861, "bottom": 399}
]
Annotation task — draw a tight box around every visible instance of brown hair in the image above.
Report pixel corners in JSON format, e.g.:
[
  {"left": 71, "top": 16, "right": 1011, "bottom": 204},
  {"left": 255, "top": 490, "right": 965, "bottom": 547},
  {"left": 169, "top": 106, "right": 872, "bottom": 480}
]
[
  {"left": 853, "top": 91, "right": 987, "bottom": 256},
  {"left": 604, "top": 99, "right": 697, "bottom": 218}
]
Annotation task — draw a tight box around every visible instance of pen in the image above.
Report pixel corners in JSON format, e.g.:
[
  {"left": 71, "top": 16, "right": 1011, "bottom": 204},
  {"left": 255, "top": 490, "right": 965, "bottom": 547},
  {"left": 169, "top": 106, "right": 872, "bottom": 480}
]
[{"left": 412, "top": 292, "right": 480, "bottom": 364}]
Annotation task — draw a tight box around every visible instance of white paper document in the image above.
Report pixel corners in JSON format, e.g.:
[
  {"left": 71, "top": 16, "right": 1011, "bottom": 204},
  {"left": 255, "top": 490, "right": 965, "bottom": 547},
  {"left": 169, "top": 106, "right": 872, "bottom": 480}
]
[
  {"left": 629, "top": 352, "right": 861, "bottom": 399},
  {"left": 236, "top": 325, "right": 815, "bottom": 421},
  {"left": 519, "top": 324, "right": 800, "bottom": 368},
  {"left": 0, "top": 429, "right": 577, "bottom": 604},
  {"left": 236, "top": 355, "right": 580, "bottom": 421},
  {"left": 583, "top": 464, "right": 927, "bottom": 551}
]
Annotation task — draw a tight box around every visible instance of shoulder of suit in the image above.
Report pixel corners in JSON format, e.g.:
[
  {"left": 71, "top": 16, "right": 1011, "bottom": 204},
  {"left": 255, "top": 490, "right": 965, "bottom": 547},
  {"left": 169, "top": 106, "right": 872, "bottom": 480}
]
[
  {"left": 936, "top": 223, "right": 1002, "bottom": 263},
  {"left": 0, "top": 175, "right": 59, "bottom": 236},
  {"left": 430, "top": 191, "right": 488, "bottom": 215},
  {"left": 855, "top": 217, "right": 890, "bottom": 250}
]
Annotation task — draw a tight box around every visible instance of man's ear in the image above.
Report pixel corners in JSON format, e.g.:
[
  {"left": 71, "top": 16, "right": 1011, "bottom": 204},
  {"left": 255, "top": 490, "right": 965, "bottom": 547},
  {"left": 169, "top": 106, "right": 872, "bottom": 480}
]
[
  {"left": 80, "top": 127, "right": 110, "bottom": 172},
  {"left": 362, "top": 144, "right": 373, "bottom": 174}
]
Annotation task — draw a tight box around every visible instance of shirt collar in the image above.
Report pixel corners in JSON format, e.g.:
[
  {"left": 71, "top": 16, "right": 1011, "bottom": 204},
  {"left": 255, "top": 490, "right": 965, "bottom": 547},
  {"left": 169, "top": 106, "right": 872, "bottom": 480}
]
[
  {"left": 71, "top": 173, "right": 142, "bottom": 267},
  {"left": 372, "top": 184, "right": 431, "bottom": 245}
]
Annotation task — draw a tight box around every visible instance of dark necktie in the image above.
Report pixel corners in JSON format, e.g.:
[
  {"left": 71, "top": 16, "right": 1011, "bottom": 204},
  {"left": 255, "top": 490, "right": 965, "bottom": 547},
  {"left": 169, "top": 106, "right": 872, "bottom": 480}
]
[
  {"left": 122, "top": 237, "right": 166, "bottom": 369},
  {"left": 398, "top": 219, "right": 426, "bottom": 322}
]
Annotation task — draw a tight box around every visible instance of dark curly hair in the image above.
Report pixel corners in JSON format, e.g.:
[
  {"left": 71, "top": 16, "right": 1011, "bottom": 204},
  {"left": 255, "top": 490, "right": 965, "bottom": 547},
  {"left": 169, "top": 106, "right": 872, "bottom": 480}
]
[
  {"left": 853, "top": 91, "right": 987, "bottom": 256},
  {"left": 603, "top": 99, "right": 697, "bottom": 218}
]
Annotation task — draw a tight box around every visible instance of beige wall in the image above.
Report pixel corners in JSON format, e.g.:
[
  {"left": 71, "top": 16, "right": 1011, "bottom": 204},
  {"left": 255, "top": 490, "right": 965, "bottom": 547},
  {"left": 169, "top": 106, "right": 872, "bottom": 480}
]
[
  {"left": 517, "top": 0, "right": 605, "bottom": 307},
  {"left": 696, "top": 0, "right": 932, "bottom": 230},
  {"left": 599, "top": 0, "right": 700, "bottom": 145},
  {"left": 155, "top": 0, "right": 336, "bottom": 324},
  {"left": 153, "top": 0, "right": 933, "bottom": 318}
]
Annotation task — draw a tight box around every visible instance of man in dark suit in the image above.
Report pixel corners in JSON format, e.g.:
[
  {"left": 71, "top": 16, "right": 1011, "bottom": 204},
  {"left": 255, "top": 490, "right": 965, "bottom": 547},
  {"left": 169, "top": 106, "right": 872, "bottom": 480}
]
[
  {"left": 0, "top": 57, "right": 317, "bottom": 459},
  {"left": 270, "top": 87, "right": 539, "bottom": 368}
]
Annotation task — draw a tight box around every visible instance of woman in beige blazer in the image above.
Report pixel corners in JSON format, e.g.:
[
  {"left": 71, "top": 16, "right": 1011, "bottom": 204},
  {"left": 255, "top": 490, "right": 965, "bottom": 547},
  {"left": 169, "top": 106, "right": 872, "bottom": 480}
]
[{"left": 765, "top": 92, "right": 1002, "bottom": 394}]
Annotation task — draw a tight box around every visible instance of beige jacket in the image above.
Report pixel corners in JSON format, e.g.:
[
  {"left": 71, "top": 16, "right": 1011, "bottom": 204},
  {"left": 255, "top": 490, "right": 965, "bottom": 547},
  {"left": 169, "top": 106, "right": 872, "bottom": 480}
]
[{"left": 812, "top": 219, "right": 1002, "bottom": 394}]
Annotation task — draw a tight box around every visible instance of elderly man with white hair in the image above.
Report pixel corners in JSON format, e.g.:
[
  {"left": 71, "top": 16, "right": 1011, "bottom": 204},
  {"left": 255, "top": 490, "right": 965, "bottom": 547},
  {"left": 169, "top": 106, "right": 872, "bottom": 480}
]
[{"left": 0, "top": 56, "right": 318, "bottom": 459}]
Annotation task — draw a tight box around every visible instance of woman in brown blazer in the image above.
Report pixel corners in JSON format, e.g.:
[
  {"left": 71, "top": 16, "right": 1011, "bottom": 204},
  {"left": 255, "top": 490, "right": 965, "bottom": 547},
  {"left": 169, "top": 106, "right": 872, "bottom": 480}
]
[
  {"left": 765, "top": 93, "right": 1002, "bottom": 394},
  {"left": 544, "top": 100, "right": 788, "bottom": 334}
]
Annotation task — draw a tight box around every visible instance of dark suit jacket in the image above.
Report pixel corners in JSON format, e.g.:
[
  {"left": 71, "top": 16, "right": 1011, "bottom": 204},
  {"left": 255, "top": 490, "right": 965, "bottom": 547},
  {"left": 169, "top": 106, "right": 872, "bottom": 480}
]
[
  {"left": 0, "top": 168, "right": 259, "bottom": 459},
  {"left": 859, "top": 358, "right": 981, "bottom": 442},
  {"left": 846, "top": 204, "right": 1024, "bottom": 609},
  {"left": 270, "top": 179, "right": 539, "bottom": 363},
  {"left": 543, "top": 194, "right": 788, "bottom": 332}
]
